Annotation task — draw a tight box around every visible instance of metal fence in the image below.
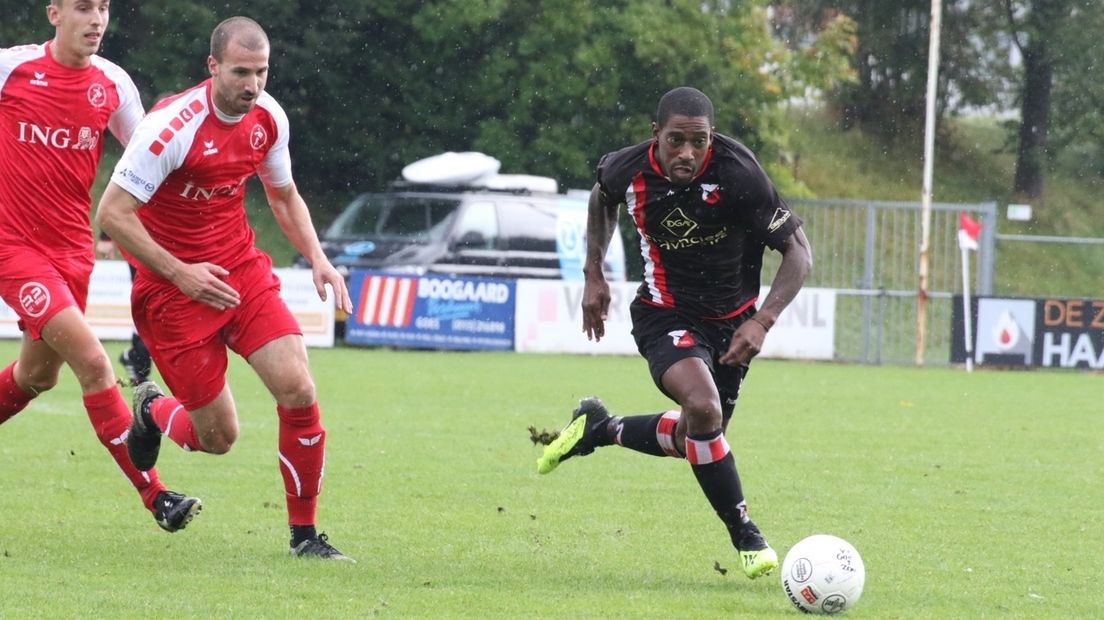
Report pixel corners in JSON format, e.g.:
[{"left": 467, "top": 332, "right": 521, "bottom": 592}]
[{"left": 765, "top": 199, "right": 998, "bottom": 365}]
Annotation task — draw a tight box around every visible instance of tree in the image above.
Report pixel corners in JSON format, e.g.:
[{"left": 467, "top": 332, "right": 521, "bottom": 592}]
[
  {"left": 3, "top": 0, "right": 854, "bottom": 217},
  {"left": 773, "top": 0, "right": 1008, "bottom": 138},
  {"left": 1047, "top": 3, "right": 1104, "bottom": 181},
  {"left": 1002, "top": 0, "right": 1081, "bottom": 200}
]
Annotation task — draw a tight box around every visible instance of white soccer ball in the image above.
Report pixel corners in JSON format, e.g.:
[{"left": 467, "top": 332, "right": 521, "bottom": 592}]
[{"left": 780, "top": 534, "right": 865, "bottom": 614}]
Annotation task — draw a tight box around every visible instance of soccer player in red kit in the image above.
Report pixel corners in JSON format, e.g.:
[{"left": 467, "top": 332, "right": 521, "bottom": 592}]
[
  {"left": 0, "top": 0, "right": 200, "bottom": 532},
  {"left": 96, "top": 16, "right": 354, "bottom": 561}
]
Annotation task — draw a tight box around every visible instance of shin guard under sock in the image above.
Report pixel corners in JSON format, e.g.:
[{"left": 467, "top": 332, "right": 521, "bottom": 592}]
[
  {"left": 83, "top": 386, "right": 165, "bottom": 511},
  {"left": 148, "top": 396, "right": 201, "bottom": 452},
  {"left": 278, "top": 403, "right": 325, "bottom": 526},
  {"left": 686, "top": 430, "right": 750, "bottom": 541},
  {"left": 612, "top": 410, "right": 683, "bottom": 457}
]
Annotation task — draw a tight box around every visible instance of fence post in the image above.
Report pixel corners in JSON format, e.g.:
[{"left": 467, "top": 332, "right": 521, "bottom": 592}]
[
  {"left": 861, "top": 203, "right": 877, "bottom": 363},
  {"left": 978, "top": 201, "right": 998, "bottom": 295}
]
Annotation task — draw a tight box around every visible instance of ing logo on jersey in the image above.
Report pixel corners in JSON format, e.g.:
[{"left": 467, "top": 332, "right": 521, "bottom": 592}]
[
  {"left": 667, "top": 330, "right": 696, "bottom": 348},
  {"left": 74, "top": 127, "right": 98, "bottom": 150},
  {"left": 662, "top": 207, "right": 698, "bottom": 238},
  {"left": 250, "top": 124, "right": 268, "bottom": 150},
  {"left": 87, "top": 83, "right": 107, "bottom": 108},
  {"left": 17, "top": 122, "right": 99, "bottom": 150}
]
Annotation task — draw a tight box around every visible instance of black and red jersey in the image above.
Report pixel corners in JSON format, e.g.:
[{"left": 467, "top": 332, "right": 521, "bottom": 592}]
[{"left": 596, "top": 133, "right": 802, "bottom": 319}]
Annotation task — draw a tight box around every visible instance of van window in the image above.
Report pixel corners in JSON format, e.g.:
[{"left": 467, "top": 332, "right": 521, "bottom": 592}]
[
  {"left": 453, "top": 201, "right": 499, "bottom": 250},
  {"left": 498, "top": 201, "right": 557, "bottom": 252},
  {"left": 326, "top": 194, "right": 460, "bottom": 243}
]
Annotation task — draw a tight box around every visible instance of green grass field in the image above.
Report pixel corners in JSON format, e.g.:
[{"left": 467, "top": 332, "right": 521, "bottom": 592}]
[{"left": 0, "top": 341, "right": 1100, "bottom": 618}]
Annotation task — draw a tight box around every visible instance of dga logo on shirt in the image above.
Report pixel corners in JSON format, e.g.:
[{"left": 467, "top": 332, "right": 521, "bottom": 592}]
[
  {"left": 662, "top": 207, "right": 698, "bottom": 238},
  {"left": 87, "top": 83, "right": 107, "bottom": 108},
  {"left": 250, "top": 124, "right": 268, "bottom": 150},
  {"left": 18, "top": 282, "right": 50, "bottom": 318},
  {"left": 667, "top": 330, "right": 696, "bottom": 348}
]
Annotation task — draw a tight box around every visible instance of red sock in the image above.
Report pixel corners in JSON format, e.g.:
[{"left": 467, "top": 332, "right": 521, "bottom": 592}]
[
  {"left": 83, "top": 386, "right": 166, "bottom": 511},
  {"left": 277, "top": 403, "right": 325, "bottom": 526},
  {"left": 0, "top": 362, "right": 34, "bottom": 424},
  {"left": 149, "top": 395, "right": 201, "bottom": 452}
]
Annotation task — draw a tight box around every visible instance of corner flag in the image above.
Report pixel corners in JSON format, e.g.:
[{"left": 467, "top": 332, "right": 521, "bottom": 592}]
[
  {"left": 957, "top": 212, "right": 981, "bottom": 372},
  {"left": 958, "top": 212, "right": 981, "bottom": 251}
]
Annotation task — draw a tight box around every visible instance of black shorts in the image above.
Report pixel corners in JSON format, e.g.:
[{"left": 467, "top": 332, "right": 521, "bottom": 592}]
[{"left": 630, "top": 298, "right": 750, "bottom": 406}]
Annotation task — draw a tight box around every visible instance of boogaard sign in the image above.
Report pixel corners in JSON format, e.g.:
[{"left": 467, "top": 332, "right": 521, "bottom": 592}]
[
  {"left": 344, "top": 270, "right": 515, "bottom": 351},
  {"left": 952, "top": 295, "right": 1104, "bottom": 369}
]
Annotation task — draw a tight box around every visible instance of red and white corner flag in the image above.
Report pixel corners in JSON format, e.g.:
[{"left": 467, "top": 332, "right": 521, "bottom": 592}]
[
  {"left": 958, "top": 212, "right": 981, "bottom": 251},
  {"left": 957, "top": 212, "right": 981, "bottom": 372}
]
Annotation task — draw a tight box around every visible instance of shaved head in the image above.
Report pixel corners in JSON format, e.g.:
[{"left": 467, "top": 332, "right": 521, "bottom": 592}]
[
  {"left": 656, "top": 87, "right": 715, "bottom": 127},
  {"left": 210, "top": 16, "right": 268, "bottom": 62}
]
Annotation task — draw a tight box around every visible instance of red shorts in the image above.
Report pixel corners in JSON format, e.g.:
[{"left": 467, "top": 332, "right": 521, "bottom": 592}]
[
  {"left": 132, "top": 250, "right": 301, "bottom": 410},
  {"left": 0, "top": 246, "right": 93, "bottom": 340}
]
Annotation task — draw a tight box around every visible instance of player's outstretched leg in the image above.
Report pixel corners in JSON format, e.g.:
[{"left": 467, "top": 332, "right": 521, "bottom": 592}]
[
  {"left": 733, "top": 519, "right": 779, "bottom": 579},
  {"left": 537, "top": 397, "right": 612, "bottom": 474},
  {"left": 290, "top": 531, "right": 355, "bottom": 562},
  {"left": 153, "top": 490, "right": 203, "bottom": 533},
  {"left": 128, "top": 381, "right": 165, "bottom": 471}
]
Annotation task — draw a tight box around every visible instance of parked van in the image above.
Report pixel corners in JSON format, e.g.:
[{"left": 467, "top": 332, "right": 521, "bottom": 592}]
[{"left": 295, "top": 154, "right": 626, "bottom": 282}]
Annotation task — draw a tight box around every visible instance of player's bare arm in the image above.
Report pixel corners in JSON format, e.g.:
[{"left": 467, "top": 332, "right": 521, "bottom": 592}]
[
  {"left": 263, "top": 181, "right": 353, "bottom": 314},
  {"left": 582, "top": 183, "right": 618, "bottom": 341},
  {"left": 720, "top": 227, "right": 812, "bottom": 366},
  {"left": 96, "top": 183, "right": 241, "bottom": 310}
]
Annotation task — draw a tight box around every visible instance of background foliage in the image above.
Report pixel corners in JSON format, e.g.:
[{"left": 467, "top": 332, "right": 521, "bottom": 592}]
[
  {"left": 7, "top": 0, "right": 854, "bottom": 210},
  {"left": 7, "top": 1, "right": 1104, "bottom": 283}
]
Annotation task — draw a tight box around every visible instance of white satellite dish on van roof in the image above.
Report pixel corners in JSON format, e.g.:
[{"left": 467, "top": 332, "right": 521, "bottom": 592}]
[{"left": 401, "top": 152, "right": 501, "bottom": 185}]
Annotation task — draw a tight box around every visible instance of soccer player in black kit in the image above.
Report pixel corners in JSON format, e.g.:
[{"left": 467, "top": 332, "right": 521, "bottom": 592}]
[{"left": 537, "top": 87, "right": 812, "bottom": 579}]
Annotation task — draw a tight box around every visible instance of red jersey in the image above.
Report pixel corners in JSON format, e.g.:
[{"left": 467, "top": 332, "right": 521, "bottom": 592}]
[
  {"left": 0, "top": 41, "right": 143, "bottom": 258},
  {"left": 110, "top": 79, "right": 292, "bottom": 278}
]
